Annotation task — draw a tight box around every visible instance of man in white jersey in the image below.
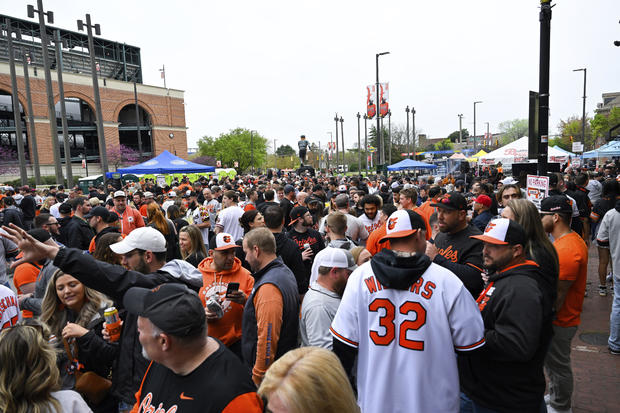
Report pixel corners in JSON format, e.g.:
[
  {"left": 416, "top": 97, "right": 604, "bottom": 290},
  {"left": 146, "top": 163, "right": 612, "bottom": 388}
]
[
  {"left": 0, "top": 284, "right": 21, "bottom": 330},
  {"left": 330, "top": 209, "right": 485, "bottom": 413}
]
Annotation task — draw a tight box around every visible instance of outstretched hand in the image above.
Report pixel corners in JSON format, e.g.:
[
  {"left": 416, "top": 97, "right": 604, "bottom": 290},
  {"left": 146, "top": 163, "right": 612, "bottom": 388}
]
[{"left": 0, "top": 224, "right": 59, "bottom": 268}]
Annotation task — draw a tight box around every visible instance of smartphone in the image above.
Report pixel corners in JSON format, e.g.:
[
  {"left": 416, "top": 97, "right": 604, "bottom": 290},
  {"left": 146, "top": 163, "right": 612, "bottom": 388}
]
[{"left": 225, "top": 282, "right": 240, "bottom": 298}]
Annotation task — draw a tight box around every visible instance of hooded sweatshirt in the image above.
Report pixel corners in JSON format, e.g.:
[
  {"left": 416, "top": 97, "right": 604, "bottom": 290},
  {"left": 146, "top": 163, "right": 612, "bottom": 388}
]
[
  {"left": 198, "top": 256, "right": 254, "bottom": 346},
  {"left": 272, "top": 231, "right": 308, "bottom": 294}
]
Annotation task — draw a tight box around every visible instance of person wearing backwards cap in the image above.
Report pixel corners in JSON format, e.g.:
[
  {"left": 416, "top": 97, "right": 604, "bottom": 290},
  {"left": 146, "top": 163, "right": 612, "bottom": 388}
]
[
  {"left": 197, "top": 233, "right": 254, "bottom": 358},
  {"left": 471, "top": 194, "right": 493, "bottom": 232},
  {"left": 301, "top": 247, "right": 356, "bottom": 349},
  {"left": 540, "top": 195, "right": 588, "bottom": 413},
  {"left": 113, "top": 190, "right": 145, "bottom": 236},
  {"left": 287, "top": 205, "right": 325, "bottom": 277},
  {"left": 0, "top": 225, "right": 203, "bottom": 412},
  {"left": 459, "top": 218, "right": 553, "bottom": 413},
  {"left": 331, "top": 209, "right": 485, "bottom": 413},
  {"left": 124, "top": 283, "right": 263, "bottom": 412},
  {"left": 85, "top": 206, "right": 122, "bottom": 253}
]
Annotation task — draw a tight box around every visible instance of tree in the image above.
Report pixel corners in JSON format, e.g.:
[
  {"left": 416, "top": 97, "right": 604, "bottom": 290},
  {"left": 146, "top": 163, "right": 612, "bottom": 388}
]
[
  {"left": 447, "top": 129, "right": 469, "bottom": 143},
  {"left": 498, "top": 119, "right": 528, "bottom": 145},
  {"left": 107, "top": 144, "right": 139, "bottom": 171},
  {"left": 276, "top": 145, "right": 296, "bottom": 156},
  {"left": 591, "top": 107, "right": 620, "bottom": 146},
  {"left": 191, "top": 155, "right": 217, "bottom": 166},
  {"left": 197, "top": 128, "right": 268, "bottom": 172},
  {"left": 434, "top": 139, "right": 453, "bottom": 151},
  {"left": 557, "top": 115, "right": 592, "bottom": 151}
]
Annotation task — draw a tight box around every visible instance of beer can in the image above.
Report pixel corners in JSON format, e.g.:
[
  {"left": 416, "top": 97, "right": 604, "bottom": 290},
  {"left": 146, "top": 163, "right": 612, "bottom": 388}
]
[
  {"left": 104, "top": 307, "right": 120, "bottom": 325},
  {"left": 104, "top": 307, "right": 122, "bottom": 342}
]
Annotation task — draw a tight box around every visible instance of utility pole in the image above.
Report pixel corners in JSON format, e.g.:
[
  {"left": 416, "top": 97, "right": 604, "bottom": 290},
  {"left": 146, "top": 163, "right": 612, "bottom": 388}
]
[
  {"left": 274, "top": 139, "right": 277, "bottom": 170},
  {"left": 334, "top": 113, "right": 339, "bottom": 170},
  {"left": 485, "top": 122, "right": 490, "bottom": 147},
  {"left": 54, "top": 30, "right": 73, "bottom": 187},
  {"left": 388, "top": 110, "right": 392, "bottom": 165},
  {"left": 5, "top": 18, "right": 28, "bottom": 185},
  {"left": 376, "top": 51, "right": 389, "bottom": 172},
  {"left": 28, "top": 0, "right": 64, "bottom": 184},
  {"left": 340, "top": 117, "right": 344, "bottom": 168},
  {"left": 458, "top": 114, "right": 463, "bottom": 143},
  {"left": 473, "top": 101, "right": 482, "bottom": 151},
  {"left": 405, "top": 106, "right": 410, "bottom": 159},
  {"left": 160, "top": 65, "right": 166, "bottom": 89},
  {"left": 250, "top": 130, "right": 254, "bottom": 174},
  {"left": 537, "top": 0, "right": 552, "bottom": 176},
  {"left": 357, "top": 112, "right": 361, "bottom": 173},
  {"left": 573, "top": 68, "right": 587, "bottom": 146},
  {"left": 364, "top": 115, "right": 369, "bottom": 174},
  {"left": 411, "top": 106, "right": 416, "bottom": 159},
  {"left": 22, "top": 51, "right": 41, "bottom": 184}
]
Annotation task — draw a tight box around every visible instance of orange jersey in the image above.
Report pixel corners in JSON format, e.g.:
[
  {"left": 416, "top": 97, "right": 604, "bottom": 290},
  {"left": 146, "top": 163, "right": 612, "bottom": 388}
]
[{"left": 553, "top": 232, "right": 588, "bottom": 327}]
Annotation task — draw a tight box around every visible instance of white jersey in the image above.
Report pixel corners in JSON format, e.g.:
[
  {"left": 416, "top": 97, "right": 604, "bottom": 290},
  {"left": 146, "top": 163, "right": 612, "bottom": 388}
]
[
  {"left": 358, "top": 213, "right": 381, "bottom": 236},
  {"left": 331, "top": 261, "right": 485, "bottom": 413},
  {"left": 215, "top": 205, "right": 245, "bottom": 241},
  {"left": 0, "top": 285, "right": 21, "bottom": 330},
  {"left": 187, "top": 206, "right": 210, "bottom": 245}
]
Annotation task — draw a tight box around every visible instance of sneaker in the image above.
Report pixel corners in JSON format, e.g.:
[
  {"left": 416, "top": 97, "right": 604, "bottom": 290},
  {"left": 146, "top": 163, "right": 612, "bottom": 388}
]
[
  {"left": 544, "top": 394, "right": 550, "bottom": 404},
  {"left": 599, "top": 285, "right": 608, "bottom": 297},
  {"left": 610, "top": 347, "right": 620, "bottom": 356}
]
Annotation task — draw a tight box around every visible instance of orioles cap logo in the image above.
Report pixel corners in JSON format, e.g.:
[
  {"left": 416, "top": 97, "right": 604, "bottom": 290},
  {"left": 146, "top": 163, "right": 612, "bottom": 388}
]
[
  {"left": 388, "top": 217, "right": 398, "bottom": 230},
  {"left": 484, "top": 222, "right": 496, "bottom": 233},
  {"left": 223, "top": 235, "right": 231, "bottom": 243}
]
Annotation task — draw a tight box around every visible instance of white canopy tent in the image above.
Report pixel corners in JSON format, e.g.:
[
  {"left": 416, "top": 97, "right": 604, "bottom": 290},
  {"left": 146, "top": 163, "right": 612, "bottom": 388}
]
[{"left": 478, "top": 137, "right": 573, "bottom": 166}]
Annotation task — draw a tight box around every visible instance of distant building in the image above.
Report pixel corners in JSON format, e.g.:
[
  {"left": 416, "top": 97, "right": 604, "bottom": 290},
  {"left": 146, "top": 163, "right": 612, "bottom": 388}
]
[{"left": 595, "top": 92, "right": 620, "bottom": 117}]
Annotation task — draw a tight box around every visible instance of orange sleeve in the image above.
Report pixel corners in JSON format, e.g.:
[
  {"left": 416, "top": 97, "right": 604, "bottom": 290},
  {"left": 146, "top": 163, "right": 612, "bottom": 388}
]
[
  {"left": 366, "top": 223, "right": 389, "bottom": 256},
  {"left": 557, "top": 241, "right": 581, "bottom": 282},
  {"left": 140, "top": 204, "right": 148, "bottom": 217},
  {"left": 134, "top": 209, "right": 145, "bottom": 228},
  {"left": 88, "top": 236, "right": 96, "bottom": 253},
  {"left": 221, "top": 392, "right": 264, "bottom": 413},
  {"left": 252, "top": 283, "right": 283, "bottom": 385}
]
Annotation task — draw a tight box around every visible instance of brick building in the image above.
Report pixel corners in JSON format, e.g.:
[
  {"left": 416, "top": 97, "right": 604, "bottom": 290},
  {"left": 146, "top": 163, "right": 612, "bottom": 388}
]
[{"left": 0, "top": 14, "right": 186, "bottom": 178}]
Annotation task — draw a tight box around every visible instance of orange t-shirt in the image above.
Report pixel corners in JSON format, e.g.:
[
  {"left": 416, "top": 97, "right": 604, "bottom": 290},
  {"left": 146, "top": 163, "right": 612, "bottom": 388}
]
[
  {"left": 13, "top": 262, "right": 41, "bottom": 319},
  {"left": 366, "top": 222, "right": 391, "bottom": 256},
  {"left": 244, "top": 203, "right": 256, "bottom": 212},
  {"left": 553, "top": 231, "right": 588, "bottom": 327}
]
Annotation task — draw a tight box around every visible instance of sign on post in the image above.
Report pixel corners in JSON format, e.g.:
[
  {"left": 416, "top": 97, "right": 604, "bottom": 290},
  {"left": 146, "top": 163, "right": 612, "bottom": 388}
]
[
  {"left": 526, "top": 175, "right": 550, "bottom": 209},
  {"left": 156, "top": 175, "right": 166, "bottom": 187},
  {"left": 572, "top": 142, "right": 583, "bottom": 152}
]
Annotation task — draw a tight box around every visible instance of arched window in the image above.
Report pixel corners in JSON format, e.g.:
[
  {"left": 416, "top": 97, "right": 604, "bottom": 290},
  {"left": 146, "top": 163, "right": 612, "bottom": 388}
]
[
  {"left": 118, "top": 104, "right": 152, "bottom": 158},
  {"left": 0, "top": 90, "right": 29, "bottom": 161},
  {"left": 54, "top": 97, "right": 98, "bottom": 162}
]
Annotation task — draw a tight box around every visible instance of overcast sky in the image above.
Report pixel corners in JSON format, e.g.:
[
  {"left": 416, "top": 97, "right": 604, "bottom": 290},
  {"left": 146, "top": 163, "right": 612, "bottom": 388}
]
[{"left": 6, "top": 0, "right": 620, "bottom": 152}]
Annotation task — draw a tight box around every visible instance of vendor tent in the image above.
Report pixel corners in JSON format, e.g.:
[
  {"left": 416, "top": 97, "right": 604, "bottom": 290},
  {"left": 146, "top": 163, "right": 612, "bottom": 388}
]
[
  {"left": 116, "top": 150, "right": 215, "bottom": 175},
  {"left": 550, "top": 146, "right": 576, "bottom": 158},
  {"left": 582, "top": 140, "right": 620, "bottom": 158},
  {"left": 387, "top": 159, "right": 438, "bottom": 171},
  {"left": 449, "top": 153, "right": 467, "bottom": 160},
  {"left": 478, "top": 137, "right": 571, "bottom": 165},
  {"left": 467, "top": 149, "right": 487, "bottom": 162}
]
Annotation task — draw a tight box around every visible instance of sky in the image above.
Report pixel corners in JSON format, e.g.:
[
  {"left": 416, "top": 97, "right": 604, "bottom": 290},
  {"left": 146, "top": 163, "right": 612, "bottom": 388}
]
[{"left": 5, "top": 0, "right": 620, "bottom": 153}]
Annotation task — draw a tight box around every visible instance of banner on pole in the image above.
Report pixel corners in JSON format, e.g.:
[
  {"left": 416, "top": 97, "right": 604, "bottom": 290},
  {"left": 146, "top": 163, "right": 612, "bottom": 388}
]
[
  {"left": 526, "top": 175, "right": 549, "bottom": 209},
  {"left": 366, "top": 83, "right": 389, "bottom": 119}
]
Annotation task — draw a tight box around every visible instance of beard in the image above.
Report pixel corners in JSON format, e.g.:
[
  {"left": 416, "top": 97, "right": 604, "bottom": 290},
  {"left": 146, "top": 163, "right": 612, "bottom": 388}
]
[
  {"left": 483, "top": 251, "right": 513, "bottom": 273},
  {"left": 141, "top": 346, "right": 151, "bottom": 360},
  {"left": 133, "top": 256, "right": 151, "bottom": 274}
]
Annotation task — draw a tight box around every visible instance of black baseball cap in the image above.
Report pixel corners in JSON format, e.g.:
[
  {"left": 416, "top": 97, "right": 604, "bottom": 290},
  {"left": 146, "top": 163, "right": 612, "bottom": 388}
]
[
  {"left": 58, "top": 202, "right": 72, "bottom": 214},
  {"left": 28, "top": 228, "right": 51, "bottom": 243},
  {"left": 283, "top": 184, "right": 295, "bottom": 195},
  {"left": 123, "top": 283, "right": 205, "bottom": 337},
  {"left": 540, "top": 195, "right": 572, "bottom": 215},
  {"left": 431, "top": 192, "right": 468, "bottom": 211},
  {"left": 84, "top": 206, "right": 110, "bottom": 220},
  {"left": 289, "top": 206, "right": 309, "bottom": 225}
]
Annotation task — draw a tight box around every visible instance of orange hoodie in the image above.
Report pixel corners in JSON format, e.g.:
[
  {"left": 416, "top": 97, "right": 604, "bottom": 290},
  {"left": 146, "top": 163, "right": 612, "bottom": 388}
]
[{"left": 198, "top": 257, "right": 254, "bottom": 346}]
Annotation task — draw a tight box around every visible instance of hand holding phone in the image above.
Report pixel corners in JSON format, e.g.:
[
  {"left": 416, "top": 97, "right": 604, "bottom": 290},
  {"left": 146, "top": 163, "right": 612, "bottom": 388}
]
[{"left": 225, "top": 282, "right": 240, "bottom": 298}]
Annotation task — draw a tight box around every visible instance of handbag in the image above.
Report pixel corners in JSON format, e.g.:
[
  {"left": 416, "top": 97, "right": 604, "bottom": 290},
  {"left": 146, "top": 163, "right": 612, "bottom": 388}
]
[{"left": 62, "top": 338, "right": 112, "bottom": 405}]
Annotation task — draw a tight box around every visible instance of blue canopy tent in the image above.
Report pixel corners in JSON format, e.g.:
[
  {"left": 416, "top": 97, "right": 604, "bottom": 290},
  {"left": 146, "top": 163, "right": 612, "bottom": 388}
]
[
  {"left": 109, "top": 150, "right": 215, "bottom": 176},
  {"left": 387, "top": 159, "right": 438, "bottom": 171},
  {"left": 582, "top": 141, "right": 620, "bottom": 159}
]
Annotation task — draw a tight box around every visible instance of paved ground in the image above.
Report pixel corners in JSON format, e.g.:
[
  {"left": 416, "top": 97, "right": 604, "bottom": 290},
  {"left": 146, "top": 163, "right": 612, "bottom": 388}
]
[{"left": 567, "top": 244, "right": 619, "bottom": 413}]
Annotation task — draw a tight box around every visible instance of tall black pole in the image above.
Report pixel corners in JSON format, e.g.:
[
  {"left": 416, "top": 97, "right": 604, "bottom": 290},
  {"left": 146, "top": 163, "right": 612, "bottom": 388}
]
[
  {"left": 406, "top": 106, "right": 410, "bottom": 158},
  {"left": 78, "top": 14, "right": 109, "bottom": 176},
  {"left": 340, "top": 117, "right": 345, "bottom": 168},
  {"left": 572, "top": 68, "right": 587, "bottom": 146},
  {"left": 133, "top": 81, "right": 143, "bottom": 161},
  {"left": 411, "top": 107, "right": 416, "bottom": 159},
  {"left": 364, "top": 115, "right": 369, "bottom": 174},
  {"left": 250, "top": 131, "right": 254, "bottom": 174},
  {"left": 473, "top": 101, "right": 482, "bottom": 151},
  {"left": 22, "top": 51, "right": 41, "bottom": 184},
  {"left": 334, "top": 113, "right": 339, "bottom": 170},
  {"left": 388, "top": 110, "right": 392, "bottom": 165},
  {"left": 458, "top": 114, "right": 463, "bottom": 143},
  {"left": 357, "top": 112, "right": 361, "bottom": 173},
  {"left": 5, "top": 19, "right": 28, "bottom": 185},
  {"left": 376, "top": 52, "right": 389, "bottom": 172},
  {"left": 29, "top": 0, "right": 64, "bottom": 184},
  {"left": 54, "top": 30, "right": 73, "bottom": 187},
  {"left": 537, "top": 0, "right": 552, "bottom": 176}
]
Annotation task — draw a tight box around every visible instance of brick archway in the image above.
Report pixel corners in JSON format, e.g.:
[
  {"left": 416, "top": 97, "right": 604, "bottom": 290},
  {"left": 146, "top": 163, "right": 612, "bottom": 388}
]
[
  {"left": 113, "top": 99, "right": 156, "bottom": 123},
  {"left": 0, "top": 83, "right": 29, "bottom": 116},
  {"left": 55, "top": 91, "right": 97, "bottom": 116}
]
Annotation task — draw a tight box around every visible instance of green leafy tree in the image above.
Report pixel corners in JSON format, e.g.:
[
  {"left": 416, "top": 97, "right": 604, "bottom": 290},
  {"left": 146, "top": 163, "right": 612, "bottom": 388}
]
[
  {"left": 498, "top": 119, "right": 528, "bottom": 145},
  {"left": 447, "top": 129, "right": 469, "bottom": 143},
  {"left": 591, "top": 107, "right": 620, "bottom": 146},
  {"left": 434, "top": 139, "right": 453, "bottom": 151},
  {"left": 556, "top": 115, "right": 592, "bottom": 151},
  {"left": 276, "top": 145, "right": 296, "bottom": 156},
  {"left": 197, "top": 128, "right": 267, "bottom": 172}
]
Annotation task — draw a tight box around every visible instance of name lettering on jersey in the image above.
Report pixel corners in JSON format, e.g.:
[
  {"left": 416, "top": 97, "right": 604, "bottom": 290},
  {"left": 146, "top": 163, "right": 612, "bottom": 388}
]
[
  {"left": 437, "top": 245, "right": 459, "bottom": 263},
  {"left": 138, "top": 392, "right": 178, "bottom": 413},
  {"left": 0, "top": 295, "right": 17, "bottom": 312},
  {"left": 364, "top": 221, "right": 382, "bottom": 235},
  {"left": 291, "top": 236, "right": 319, "bottom": 250},
  {"left": 363, "top": 276, "right": 434, "bottom": 300}
]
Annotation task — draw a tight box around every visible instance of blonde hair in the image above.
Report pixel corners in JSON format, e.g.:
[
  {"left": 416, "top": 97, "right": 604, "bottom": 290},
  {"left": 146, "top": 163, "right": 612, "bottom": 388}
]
[
  {"left": 0, "top": 322, "right": 62, "bottom": 413},
  {"left": 179, "top": 225, "right": 207, "bottom": 259},
  {"left": 258, "top": 347, "right": 359, "bottom": 413},
  {"left": 41, "top": 269, "right": 110, "bottom": 340}
]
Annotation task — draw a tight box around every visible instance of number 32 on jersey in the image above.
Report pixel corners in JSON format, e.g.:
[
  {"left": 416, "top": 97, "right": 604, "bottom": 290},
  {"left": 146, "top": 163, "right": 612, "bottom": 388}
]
[{"left": 369, "top": 299, "right": 426, "bottom": 350}]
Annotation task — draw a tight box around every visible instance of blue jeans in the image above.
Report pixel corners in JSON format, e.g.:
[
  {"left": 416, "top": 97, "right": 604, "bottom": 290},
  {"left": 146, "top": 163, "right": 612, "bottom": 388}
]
[
  {"left": 610, "top": 273, "right": 620, "bottom": 351},
  {"left": 460, "top": 392, "right": 547, "bottom": 413}
]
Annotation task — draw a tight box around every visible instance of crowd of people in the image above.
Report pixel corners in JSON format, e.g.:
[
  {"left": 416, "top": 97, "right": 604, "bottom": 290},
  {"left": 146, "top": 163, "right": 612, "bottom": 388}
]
[{"left": 0, "top": 159, "right": 618, "bottom": 413}]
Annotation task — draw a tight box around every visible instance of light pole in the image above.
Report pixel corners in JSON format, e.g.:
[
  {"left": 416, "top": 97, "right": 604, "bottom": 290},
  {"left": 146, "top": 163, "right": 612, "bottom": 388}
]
[
  {"left": 250, "top": 130, "right": 254, "bottom": 174},
  {"left": 28, "top": 0, "right": 64, "bottom": 184},
  {"left": 340, "top": 117, "right": 344, "bottom": 168},
  {"left": 458, "top": 114, "right": 463, "bottom": 143},
  {"left": 364, "top": 115, "right": 369, "bottom": 174},
  {"left": 334, "top": 113, "right": 339, "bottom": 170},
  {"left": 4, "top": 18, "right": 28, "bottom": 185},
  {"left": 77, "top": 13, "right": 109, "bottom": 177},
  {"left": 357, "top": 112, "right": 361, "bottom": 173},
  {"left": 273, "top": 139, "right": 277, "bottom": 170},
  {"left": 376, "top": 51, "right": 390, "bottom": 171},
  {"left": 573, "top": 68, "right": 587, "bottom": 146},
  {"left": 537, "top": 0, "right": 552, "bottom": 176},
  {"left": 405, "top": 106, "right": 410, "bottom": 159},
  {"left": 473, "top": 101, "right": 482, "bottom": 150},
  {"left": 160, "top": 65, "right": 167, "bottom": 89},
  {"left": 53, "top": 29, "right": 73, "bottom": 187},
  {"left": 485, "top": 122, "right": 490, "bottom": 148},
  {"left": 22, "top": 50, "right": 41, "bottom": 184},
  {"left": 411, "top": 106, "right": 416, "bottom": 159},
  {"left": 388, "top": 110, "right": 392, "bottom": 165}
]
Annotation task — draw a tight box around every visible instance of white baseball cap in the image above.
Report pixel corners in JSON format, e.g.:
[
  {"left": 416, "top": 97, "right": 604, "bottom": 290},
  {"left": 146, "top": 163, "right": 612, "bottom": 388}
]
[
  {"left": 113, "top": 190, "right": 126, "bottom": 198},
  {"left": 144, "top": 191, "right": 154, "bottom": 198},
  {"left": 501, "top": 177, "right": 517, "bottom": 185},
  {"left": 379, "top": 209, "right": 426, "bottom": 243},
  {"left": 338, "top": 185, "right": 348, "bottom": 192},
  {"left": 313, "top": 247, "right": 357, "bottom": 272},
  {"left": 470, "top": 217, "right": 526, "bottom": 246},
  {"left": 110, "top": 227, "right": 167, "bottom": 254},
  {"left": 210, "top": 233, "right": 240, "bottom": 251},
  {"left": 168, "top": 191, "right": 177, "bottom": 198}
]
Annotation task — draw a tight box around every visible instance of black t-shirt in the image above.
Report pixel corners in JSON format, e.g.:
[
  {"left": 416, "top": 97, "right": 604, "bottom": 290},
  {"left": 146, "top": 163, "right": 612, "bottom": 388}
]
[
  {"left": 134, "top": 340, "right": 262, "bottom": 413},
  {"left": 288, "top": 227, "right": 325, "bottom": 270}
]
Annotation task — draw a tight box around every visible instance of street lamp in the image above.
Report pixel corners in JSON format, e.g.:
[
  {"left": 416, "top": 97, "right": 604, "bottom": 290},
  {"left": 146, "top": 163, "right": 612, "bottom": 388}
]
[
  {"left": 334, "top": 113, "right": 339, "bottom": 169},
  {"left": 458, "top": 114, "right": 464, "bottom": 143},
  {"left": 356, "top": 113, "right": 361, "bottom": 173},
  {"left": 473, "top": 101, "right": 482, "bottom": 150},
  {"left": 339, "top": 117, "right": 344, "bottom": 167},
  {"left": 411, "top": 106, "right": 416, "bottom": 159},
  {"left": 405, "top": 106, "right": 410, "bottom": 159},
  {"left": 573, "top": 68, "right": 587, "bottom": 146},
  {"left": 364, "top": 115, "right": 369, "bottom": 174},
  {"left": 376, "top": 51, "right": 390, "bottom": 170},
  {"left": 387, "top": 110, "right": 392, "bottom": 165}
]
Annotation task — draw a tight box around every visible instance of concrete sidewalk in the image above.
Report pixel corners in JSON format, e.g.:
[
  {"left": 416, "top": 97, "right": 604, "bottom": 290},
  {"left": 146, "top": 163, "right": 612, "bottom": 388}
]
[{"left": 568, "top": 244, "right": 619, "bottom": 413}]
